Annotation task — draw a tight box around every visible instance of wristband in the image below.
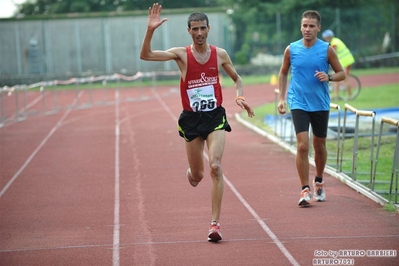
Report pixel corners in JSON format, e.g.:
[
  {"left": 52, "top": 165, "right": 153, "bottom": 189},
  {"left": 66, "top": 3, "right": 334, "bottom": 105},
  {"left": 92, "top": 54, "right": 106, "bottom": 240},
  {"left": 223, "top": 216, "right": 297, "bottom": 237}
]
[{"left": 235, "top": 96, "right": 245, "bottom": 102}]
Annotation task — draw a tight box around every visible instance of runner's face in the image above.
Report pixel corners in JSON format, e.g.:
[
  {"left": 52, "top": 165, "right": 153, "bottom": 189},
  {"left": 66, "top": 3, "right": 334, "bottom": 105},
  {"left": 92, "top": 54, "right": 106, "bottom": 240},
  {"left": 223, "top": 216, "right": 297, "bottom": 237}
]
[
  {"left": 301, "top": 18, "right": 320, "bottom": 41},
  {"left": 188, "top": 20, "right": 209, "bottom": 45}
]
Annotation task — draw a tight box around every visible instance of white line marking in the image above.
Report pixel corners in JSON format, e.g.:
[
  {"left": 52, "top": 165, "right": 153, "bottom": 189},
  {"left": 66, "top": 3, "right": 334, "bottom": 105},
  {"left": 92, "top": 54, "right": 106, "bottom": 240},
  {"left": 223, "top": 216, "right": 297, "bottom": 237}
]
[
  {"left": 152, "top": 89, "right": 300, "bottom": 266},
  {"left": 0, "top": 92, "right": 82, "bottom": 198},
  {"left": 2, "top": 234, "right": 398, "bottom": 253},
  {"left": 113, "top": 89, "right": 121, "bottom": 266}
]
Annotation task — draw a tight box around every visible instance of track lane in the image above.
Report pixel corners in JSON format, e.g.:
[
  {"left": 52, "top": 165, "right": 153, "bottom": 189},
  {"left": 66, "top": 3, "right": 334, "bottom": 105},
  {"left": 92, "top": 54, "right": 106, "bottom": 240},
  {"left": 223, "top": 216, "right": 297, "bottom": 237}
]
[{"left": 0, "top": 73, "right": 398, "bottom": 265}]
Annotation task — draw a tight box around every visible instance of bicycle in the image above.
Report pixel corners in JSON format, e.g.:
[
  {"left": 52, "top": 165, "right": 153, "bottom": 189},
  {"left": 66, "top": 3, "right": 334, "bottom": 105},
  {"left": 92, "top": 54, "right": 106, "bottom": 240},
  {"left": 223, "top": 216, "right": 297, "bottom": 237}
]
[{"left": 328, "top": 73, "right": 361, "bottom": 101}]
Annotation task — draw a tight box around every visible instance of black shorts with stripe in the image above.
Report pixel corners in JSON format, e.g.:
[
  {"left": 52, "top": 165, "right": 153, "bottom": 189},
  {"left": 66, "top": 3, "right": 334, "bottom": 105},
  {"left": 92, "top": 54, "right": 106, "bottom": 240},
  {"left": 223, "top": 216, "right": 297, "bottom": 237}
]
[
  {"left": 291, "top": 109, "right": 329, "bottom": 138},
  {"left": 178, "top": 106, "right": 231, "bottom": 142}
]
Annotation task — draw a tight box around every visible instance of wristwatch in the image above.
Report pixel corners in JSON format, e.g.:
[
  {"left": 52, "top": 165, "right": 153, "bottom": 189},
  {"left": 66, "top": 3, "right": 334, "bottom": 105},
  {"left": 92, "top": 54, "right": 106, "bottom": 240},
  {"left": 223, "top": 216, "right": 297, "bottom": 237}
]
[{"left": 328, "top": 74, "right": 333, "bottom": 82}]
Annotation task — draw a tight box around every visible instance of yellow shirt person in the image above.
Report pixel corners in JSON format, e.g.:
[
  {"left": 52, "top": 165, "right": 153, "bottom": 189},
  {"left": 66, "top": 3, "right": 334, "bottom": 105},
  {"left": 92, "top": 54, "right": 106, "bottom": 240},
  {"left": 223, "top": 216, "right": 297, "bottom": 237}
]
[
  {"left": 322, "top": 29, "right": 355, "bottom": 99},
  {"left": 322, "top": 30, "right": 355, "bottom": 71}
]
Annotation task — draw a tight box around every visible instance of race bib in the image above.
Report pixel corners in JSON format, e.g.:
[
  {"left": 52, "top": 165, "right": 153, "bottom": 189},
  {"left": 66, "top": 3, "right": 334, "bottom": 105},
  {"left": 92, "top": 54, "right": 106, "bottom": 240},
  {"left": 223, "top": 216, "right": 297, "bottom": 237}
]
[{"left": 187, "top": 85, "right": 217, "bottom": 112}]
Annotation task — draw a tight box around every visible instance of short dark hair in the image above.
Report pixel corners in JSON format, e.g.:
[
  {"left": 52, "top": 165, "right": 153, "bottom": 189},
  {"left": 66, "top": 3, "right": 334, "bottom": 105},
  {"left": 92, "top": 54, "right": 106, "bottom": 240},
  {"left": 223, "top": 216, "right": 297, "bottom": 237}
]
[
  {"left": 187, "top": 12, "right": 209, "bottom": 28},
  {"left": 302, "top": 10, "right": 321, "bottom": 25}
]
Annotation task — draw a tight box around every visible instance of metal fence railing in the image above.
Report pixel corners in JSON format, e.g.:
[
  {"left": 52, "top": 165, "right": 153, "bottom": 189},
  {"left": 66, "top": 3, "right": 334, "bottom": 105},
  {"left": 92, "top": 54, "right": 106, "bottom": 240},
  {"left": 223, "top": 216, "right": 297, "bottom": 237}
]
[
  {"left": 374, "top": 117, "right": 399, "bottom": 203},
  {"left": 0, "top": 71, "right": 180, "bottom": 128}
]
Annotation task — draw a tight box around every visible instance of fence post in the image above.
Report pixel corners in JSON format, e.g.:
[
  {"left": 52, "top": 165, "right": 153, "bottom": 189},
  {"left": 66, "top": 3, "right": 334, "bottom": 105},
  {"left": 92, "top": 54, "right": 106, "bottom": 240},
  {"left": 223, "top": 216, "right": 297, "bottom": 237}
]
[
  {"left": 74, "top": 78, "right": 80, "bottom": 108},
  {"left": 343, "top": 104, "right": 375, "bottom": 182},
  {"left": 274, "top": 89, "right": 280, "bottom": 136},
  {"left": 0, "top": 87, "right": 5, "bottom": 128},
  {"left": 22, "top": 85, "right": 27, "bottom": 119},
  {"left": 102, "top": 79, "right": 108, "bottom": 104},
  {"left": 356, "top": 109, "right": 376, "bottom": 185},
  {"left": 53, "top": 82, "right": 59, "bottom": 113},
  {"left": 330, "top": 103, "right": 341, "bottom": 171},
  {"left": 373, "top": 117, "right": 399, "bottom": 203},
  {"left": 342, "top": 104, "right": 355, "bottom": 174},
  {"left": 15, "top": 86, "right": 26, "bottom": 122}
]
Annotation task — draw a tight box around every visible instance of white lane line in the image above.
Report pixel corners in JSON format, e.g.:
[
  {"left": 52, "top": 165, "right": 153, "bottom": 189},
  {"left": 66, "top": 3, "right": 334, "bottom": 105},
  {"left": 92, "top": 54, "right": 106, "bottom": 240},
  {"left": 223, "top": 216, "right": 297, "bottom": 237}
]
[
  {"left": 152, "top": 88, "right": 300, "bottom": 266},
  {"left": 204, "top": 152, "right": 300, "bottom": 266},
  {"left": 2, "top": 233, "right": 398, "bottom": 253},
  {"left": 2, "top": 92, "right": 44, "bottom": 127},
  {"left": 0, "top": 91, "right": 83, "bottom": 198},
  {"left": 114, "top": 107, "right": 163, "bottom": 266},
  {"left": 113, "top": 89, "right": 121, "bottom": 266}
]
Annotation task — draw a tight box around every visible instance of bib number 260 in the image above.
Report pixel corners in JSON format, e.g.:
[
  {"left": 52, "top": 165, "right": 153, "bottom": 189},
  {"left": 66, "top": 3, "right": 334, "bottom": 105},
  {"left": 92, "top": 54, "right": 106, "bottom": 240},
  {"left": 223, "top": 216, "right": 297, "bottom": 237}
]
[{"left": 192, "top": 99, "right": 216, "bottom": 112}]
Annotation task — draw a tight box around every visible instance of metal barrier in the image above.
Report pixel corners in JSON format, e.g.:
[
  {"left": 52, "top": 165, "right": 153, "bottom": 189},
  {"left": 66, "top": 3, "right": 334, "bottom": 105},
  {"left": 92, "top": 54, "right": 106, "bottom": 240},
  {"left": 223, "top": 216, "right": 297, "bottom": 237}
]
[
  {"left": 373, "top": 117, "right": 399, "bottom": 203},
  {"left": 0, "top": 71, "right": 180, "bottom": 128},
  {"left": 329, "top": 103, "right": 341, "bottom": 171},
  {"left": 341, "top": 104, "right": 376, "bottom": 183}
]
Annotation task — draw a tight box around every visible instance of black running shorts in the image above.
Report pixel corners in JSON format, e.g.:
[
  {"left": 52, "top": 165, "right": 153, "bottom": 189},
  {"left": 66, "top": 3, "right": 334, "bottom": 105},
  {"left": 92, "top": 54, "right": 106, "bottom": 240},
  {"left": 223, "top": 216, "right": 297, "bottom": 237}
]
[
  {"left": 291, "top": 109, "right": 329, "bottom": 138},
  {"left": 178, "top": 106, "right": 231, "bottom": 142}
]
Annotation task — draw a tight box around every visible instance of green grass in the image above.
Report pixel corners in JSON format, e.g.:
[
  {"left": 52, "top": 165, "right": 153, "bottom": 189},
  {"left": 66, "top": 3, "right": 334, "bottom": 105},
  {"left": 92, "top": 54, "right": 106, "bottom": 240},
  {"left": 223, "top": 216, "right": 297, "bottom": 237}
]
[
  {"left": 32, "top": 66, "right": 398, "bottom": 91},
  {"left": 383, "top": 202, "right": 399, "bottom": 214},
  {"left": 238, "top": 69, "right": 399, "bottom": 203},
  {"left": 221, "top": 66, "right": 399, "bottom": 87}
]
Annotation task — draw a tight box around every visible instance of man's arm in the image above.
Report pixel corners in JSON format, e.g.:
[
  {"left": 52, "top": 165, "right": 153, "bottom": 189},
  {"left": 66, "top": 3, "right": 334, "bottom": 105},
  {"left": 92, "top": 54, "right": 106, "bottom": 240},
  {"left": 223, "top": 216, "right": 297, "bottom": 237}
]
[
  {"left": 219, "top": 48, "right": 254, "bottom": 118},
  {"left": 277, "top": 46, "right": 290, "bottom": 114},
  {"left": 139, "top": 3, "right": 179, "bottom": 61},
  {"left": 327, "top": 46, "right": 346, "bottom": 82}
]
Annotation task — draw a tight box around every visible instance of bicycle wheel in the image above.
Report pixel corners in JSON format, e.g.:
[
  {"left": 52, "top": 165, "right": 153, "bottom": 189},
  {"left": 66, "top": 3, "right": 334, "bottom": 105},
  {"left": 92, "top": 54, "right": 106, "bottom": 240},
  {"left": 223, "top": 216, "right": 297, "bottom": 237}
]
[{"left": 337, "top": 74, "right": 361, "bottom": 101}]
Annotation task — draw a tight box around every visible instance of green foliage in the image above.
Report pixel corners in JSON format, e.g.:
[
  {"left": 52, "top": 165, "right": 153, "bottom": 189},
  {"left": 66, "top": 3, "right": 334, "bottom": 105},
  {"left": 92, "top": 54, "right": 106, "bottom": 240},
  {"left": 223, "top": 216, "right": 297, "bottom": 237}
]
[
  {"left": 19, "top": 0, "right": 117, "bottom": 15},
  {"left": 218, "top": 0, "right": 398, "bottom": 63},
  {"left": 70, "top": 2, "right": 90, "bottom": 13},
  {"left": 234, "top": 43, "right": 251, "bottom": 65},
  {"left": 15, "top": 0, "right": 398, "bottom": 65},
  {"left": 18, "top": 0, "right": 220, "bottom": 15}
]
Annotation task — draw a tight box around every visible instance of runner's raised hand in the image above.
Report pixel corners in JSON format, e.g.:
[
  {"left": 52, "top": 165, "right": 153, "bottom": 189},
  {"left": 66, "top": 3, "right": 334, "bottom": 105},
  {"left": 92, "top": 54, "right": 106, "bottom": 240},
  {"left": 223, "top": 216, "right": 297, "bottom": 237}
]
[{"left": 147, "top": 3, "right": 168, "bottom": 30}]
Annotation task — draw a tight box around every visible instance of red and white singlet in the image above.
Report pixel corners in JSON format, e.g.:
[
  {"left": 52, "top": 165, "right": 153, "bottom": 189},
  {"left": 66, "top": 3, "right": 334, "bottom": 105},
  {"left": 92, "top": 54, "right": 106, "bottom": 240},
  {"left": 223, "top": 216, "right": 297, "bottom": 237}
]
[{"left": 180, "top": 45, "right": 223, "bottom": 112}]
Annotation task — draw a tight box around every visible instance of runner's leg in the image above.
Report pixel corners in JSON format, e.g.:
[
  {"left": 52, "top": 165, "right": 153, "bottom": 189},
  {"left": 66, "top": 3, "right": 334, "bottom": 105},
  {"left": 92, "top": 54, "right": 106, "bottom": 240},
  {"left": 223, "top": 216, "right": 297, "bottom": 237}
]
[
  {"left": 313, "top": 135, "right": 327, "bottom": 177},
  {"left": 185, "top": 137, "right": 205, "bottom": 183},
  {"left": 206, "top": 130, "right": 225, "bottom": 223},
  {"left": 296, "top": 131, "right": 310, "bottom": 187}
]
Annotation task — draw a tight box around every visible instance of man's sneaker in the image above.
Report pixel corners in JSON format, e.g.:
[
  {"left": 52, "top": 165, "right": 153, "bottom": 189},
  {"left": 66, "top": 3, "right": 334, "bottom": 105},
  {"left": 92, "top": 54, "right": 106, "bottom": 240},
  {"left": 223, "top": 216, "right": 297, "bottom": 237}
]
[
  {"left": 298, "top": 187, "right": 312, "bottom": 206},
  {"left": 207, "top": 222, "right": 222, "bottom": 242},
  {"left": 313, "top": 180, "right": 326, "bottom": 202},
  {"left": 187, "top": 168, "right": 198, "bottom": 187}
]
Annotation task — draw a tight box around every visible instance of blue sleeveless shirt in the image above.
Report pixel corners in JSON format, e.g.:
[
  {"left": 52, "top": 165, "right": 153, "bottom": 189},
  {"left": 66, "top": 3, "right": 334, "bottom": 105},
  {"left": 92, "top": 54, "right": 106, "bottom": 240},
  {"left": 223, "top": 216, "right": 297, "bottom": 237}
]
[{"left": 287, "top": 38, "right": 330, "bottom": 111}]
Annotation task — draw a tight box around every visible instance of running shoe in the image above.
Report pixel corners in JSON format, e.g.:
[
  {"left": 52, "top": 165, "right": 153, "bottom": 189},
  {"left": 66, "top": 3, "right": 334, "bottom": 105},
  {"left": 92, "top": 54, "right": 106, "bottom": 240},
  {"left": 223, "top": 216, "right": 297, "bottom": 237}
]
[
  {"left": 298, "top": 187, "right": 312, "bottom": 206},
  {"left": 313, "top": 180, "right": 326, "bottom": 202},
  {"left": 187, "top": 168, "right": 198, "bottom": 187},
  {"left": 207, "top": 222, "right": 222, "bottom": 242}
]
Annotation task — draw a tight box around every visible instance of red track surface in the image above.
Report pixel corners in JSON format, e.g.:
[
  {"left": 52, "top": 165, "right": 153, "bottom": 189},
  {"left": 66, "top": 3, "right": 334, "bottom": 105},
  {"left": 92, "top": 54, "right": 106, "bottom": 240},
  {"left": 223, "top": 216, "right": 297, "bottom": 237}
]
[{"left": 0, "top": 73, "right": 398, "bottom": 266}]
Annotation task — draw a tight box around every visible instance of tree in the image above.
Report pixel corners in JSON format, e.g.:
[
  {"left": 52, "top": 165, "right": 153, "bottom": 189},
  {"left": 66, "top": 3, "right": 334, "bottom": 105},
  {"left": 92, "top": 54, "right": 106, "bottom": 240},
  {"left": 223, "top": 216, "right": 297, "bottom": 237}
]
[
  {"left": 17, "top": 0, "right": 220, "bottom": 15},
  {"left": 216, "top": 0, "right": 398, "bottom": 63},
  {"left": 16, "top": 0, "right": 398, "bottom": 63}
]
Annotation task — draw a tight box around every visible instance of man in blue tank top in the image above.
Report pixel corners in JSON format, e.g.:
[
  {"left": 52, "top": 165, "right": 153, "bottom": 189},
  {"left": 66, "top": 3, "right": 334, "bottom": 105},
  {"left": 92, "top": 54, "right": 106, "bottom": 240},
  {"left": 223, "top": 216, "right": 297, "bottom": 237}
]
[{"left": 277, "top": 10, "right": 346, "bottom": 206}]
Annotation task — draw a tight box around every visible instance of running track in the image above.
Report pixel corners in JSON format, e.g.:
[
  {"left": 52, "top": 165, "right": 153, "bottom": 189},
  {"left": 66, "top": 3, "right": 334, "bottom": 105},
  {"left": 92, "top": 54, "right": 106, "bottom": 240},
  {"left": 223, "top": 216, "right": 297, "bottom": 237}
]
[{"left": 0, "top": 74, "right": 398, "bottom": 265}]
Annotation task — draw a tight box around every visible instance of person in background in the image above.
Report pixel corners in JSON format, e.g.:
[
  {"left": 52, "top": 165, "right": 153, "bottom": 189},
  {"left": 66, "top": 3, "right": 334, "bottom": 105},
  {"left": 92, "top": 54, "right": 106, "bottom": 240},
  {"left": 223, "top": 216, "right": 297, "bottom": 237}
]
[
  {"left": 322, "top": 29, "right": 355, "bottom": 99},
  {"left": 140, "top": 3, "right": 254, "bottom": 241},
  {"left": 277, "top": 10, "right": 346, "bottom": 206}
]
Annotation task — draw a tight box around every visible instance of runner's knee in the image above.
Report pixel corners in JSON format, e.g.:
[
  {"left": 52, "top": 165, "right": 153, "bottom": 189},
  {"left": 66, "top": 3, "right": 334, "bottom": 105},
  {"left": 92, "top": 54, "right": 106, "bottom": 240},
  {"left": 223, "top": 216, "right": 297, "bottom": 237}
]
[
  {"left": 190, "top": 169, "right": 204, "bottom": 182},
  {"left": 297, "top": 142, "right": 309, "bottom": 155},
  {"left": 210, "top": 162, "right": 222, "bottom": 179}
]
